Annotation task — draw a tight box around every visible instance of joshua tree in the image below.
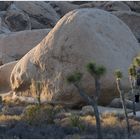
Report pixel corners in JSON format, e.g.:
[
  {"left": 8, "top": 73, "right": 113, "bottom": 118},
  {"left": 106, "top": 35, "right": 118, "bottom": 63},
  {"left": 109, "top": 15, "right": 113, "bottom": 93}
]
[
  {"left": 128, "top": 65, "right": 137, "bottom": 115},
  {"left": 133, "top": 57, "right": 140, "bottom": 86},
  {"left": 67, "top": 62, "right": 106, "bottom": 139},
  {"left": 115, "top": 70, "right": 130, "bottom": 138},
  {"left": 133, "top": 57, "right": 140, "bottom": 67},
  {"left": 86, "top": 62, "right": 106, "bottom": 101}
]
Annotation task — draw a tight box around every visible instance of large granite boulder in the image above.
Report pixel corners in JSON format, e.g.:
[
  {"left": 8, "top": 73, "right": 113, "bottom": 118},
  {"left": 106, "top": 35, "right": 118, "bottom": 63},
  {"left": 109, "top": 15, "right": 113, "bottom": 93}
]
[
  {"left": 14, "top": 1, "right": 60, "bottom": 29},
  {"left": 10, "top": 9, "right": 140, "bottom": 106},
  {"left": 112, "top": 11, "right": 140, "bottom": 42},
  {"left": 0, "top": 29, "right": 50, "bottom": 64}
]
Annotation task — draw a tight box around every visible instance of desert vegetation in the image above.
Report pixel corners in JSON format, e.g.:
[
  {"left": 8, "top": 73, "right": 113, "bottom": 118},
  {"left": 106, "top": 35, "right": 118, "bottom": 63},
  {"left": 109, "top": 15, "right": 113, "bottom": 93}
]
[{"left": 1, "top": 59, "right": 140, "bottom": 138}]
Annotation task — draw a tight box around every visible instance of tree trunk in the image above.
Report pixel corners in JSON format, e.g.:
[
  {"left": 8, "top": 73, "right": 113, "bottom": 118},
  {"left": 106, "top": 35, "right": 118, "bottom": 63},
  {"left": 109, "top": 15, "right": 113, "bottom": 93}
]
[
  {"left": 74, "top": 84, "right": 102, "bottom": 139},
  {"left": 95, "top": 77, "right": 101, "bottom": 101},
  {"left": 132, "top": 86, "right": 136, "bottom": 116},
  {"left": 116, "top": 80, "right": 130, "bottom": 138},
  {"left": 129, "top": 77, "right": 136, "bottom": 115},
  {"left": 92, "top": 100, "right": 102, "bottom": 139}
]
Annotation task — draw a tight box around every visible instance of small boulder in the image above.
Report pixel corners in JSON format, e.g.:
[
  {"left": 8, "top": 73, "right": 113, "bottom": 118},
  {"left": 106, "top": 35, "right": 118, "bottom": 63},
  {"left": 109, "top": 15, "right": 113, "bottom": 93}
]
[
  {"left": 4, "top": 4, "right": 31, "bottom": 32},
  {"left": 0, "top": 28, "right": 50, "bottom": 63},
  {"left": 49, "top": 1, "right": 79, "bottom": 17},
  {"left": 0, "top": 1, "right": 12, "bottom": 11},
  {"left": 81, "top": 105, "right": 94, "bottom": 115},
  {"left": 103, "top": 1, "right": 131, "bottom": 12},
  {"left": 2, "top": 106, "right": 24, "bottom": 115},
  {"left": 124, "top": 2, "right": 140, "bottom": 13},
  {"left": 80, "top": 2, "right": 106, "bottom": 8},
  {"left": 14, "top": 1, "right": 60, "bottom": 29},
  {"left": 0, "top": 12, "right": 11, "bottom": 34},
  {"left": 82, "top": 105, "right": 132, "bottom": 115},
  {"left": 109, "top": 98, "right": 140, "bottom": 111},
  {"left": 0, "top": 17, "right": 11, "bottom": 34}
]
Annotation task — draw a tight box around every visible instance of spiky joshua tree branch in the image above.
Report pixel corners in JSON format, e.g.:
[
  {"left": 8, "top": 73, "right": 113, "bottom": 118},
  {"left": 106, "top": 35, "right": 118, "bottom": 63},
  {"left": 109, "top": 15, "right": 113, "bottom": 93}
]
[{"left": 128, "top": 65, "right": 137, "bottom": 115}]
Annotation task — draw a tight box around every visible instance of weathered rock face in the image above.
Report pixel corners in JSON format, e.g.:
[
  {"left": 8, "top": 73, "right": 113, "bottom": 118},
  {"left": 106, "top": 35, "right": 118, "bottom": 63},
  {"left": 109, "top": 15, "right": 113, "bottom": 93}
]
[
  {"left": 112, "top": 11, "right": 140, "bottom": 42},
  {"left": 0, "top": 17, "right": 11, "bottom": 34},
  {"left": 0, "top": 61, "right": 18, "bottom": 92},
  {"left": 49, "top": 1, "right": 79, "bottom": 17},
  {"left": 0, "top": 29, "right": 51, "bottom": 64},
  {"left": 79, "top": 1, "right": 106, "bottom": 8},
  {"left": 80, "top": 1, "right": 131, "bottom": 12},
  {"left": 10, "top": 9, "right": 140, "bottom": 106},
  {"left": 14, "top": 1, "right": 60, "bottom": 29},
  {"left": 4, "top": 4, "right": 31, "bottom": 32},
  {"left": 103, "top": 1, "right": 131, "bottom": 11},
  {"left": 71, "top": 1, "right": 90, "bottom": 5},
  {"left": 124, "top": 2, "right": 140, "bottom": 13},
  {"left": 0, "top": 1, "right": 12, "bottom": 11},
  {"left": 0, "top": 11, "right": 11, "bottom": 34}
]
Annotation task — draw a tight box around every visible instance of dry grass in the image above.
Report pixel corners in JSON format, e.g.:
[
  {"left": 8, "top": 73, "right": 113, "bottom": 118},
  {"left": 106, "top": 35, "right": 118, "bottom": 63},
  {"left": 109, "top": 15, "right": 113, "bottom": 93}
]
[
  {"left": 103, "top": 117, "right": 118, "bottom": 126},
  {"left": 0, "top": 114, "right": 21, "bottom": 124},
  {"left": 56, "top": 113, "right": 119, "bottom": 128},
  {"left": 2, "top": 93, "right": 28, "bottom": 107},
  {"left": 101, "top": 113, "right": 119, "bottom": 127},
  {"left": 0, "top": 107, "right": 140, "bottom": 138},
  {"left": 81, "top": 115, "right": 96, "bottom": 125}
]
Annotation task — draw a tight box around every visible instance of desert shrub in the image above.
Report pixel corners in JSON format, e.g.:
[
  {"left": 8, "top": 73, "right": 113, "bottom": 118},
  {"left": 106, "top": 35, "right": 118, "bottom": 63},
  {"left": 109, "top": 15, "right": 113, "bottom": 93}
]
[
  {"left": 22, "top": 104, "right": 63, "bottom": 125},
  {"left": 70, "top": 114, "right": 81, "bottom": 127},
  {"left": 22, "top": 105, "right": 40, "bottom": 125},
  {"left": 41, "top": 104, "right": 55, "bottom": 124},
  {"left": 54, "top": 104, "right": 64, "bottom": 113},
  {"left": 69, "top": 114, "right": 85, "bottom": 131}
]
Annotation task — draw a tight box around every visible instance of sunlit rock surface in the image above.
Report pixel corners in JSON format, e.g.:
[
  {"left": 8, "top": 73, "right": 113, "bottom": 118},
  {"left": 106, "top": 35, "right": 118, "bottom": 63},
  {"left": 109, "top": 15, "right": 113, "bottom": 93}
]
[{"left": 10, "top": 9, "right": 140, "bottom": 106}]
